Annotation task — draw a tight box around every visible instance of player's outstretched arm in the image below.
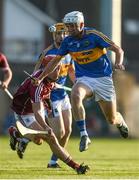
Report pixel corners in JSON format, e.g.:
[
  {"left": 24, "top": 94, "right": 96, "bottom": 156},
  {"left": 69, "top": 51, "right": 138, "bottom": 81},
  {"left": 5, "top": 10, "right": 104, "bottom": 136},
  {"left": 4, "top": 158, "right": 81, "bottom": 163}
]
[
  {"left": 34, "top": 55, "right": 62, "bottom": 85},
  {"left": 108, "top": 43, "right": 125, "bottom": 70}
]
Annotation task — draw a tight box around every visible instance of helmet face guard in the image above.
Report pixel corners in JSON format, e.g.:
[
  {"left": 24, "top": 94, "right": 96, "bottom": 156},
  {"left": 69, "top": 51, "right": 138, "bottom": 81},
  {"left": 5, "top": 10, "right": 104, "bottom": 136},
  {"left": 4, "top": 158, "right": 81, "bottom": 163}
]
[{"left": 49, "top": 23, "right": 67, "bottom": 33}]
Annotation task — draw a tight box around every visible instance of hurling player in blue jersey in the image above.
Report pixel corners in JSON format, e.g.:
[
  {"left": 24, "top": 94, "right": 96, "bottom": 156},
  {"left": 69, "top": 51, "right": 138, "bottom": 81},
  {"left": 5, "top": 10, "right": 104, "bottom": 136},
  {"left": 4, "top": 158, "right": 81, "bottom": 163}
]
[
  {"left": 35, "top": 11, "right": 129, "bottom": 152},
  {"left": 35, "top": 23, "right": 75, "bottom": 168}
]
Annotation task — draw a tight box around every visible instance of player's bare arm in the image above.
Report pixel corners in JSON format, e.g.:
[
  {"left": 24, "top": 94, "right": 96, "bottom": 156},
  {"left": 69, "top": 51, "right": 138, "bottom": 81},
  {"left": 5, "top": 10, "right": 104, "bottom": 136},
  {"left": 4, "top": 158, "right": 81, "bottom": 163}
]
[
  {"left": 68, "top": 64, "right": 76, "bottom": 83},
  {"left": 2, "top": 68, "right": 12, "bottom": 89},
  {"left": 0, "top": 53, "right": 12, "bottom": 89},
  {"left": 0, "top": 66, "right": 12, "bottom": 89},
  {"left": 47, "top": 63, "right": 61, "bottom": 82},
  {"left": 32, "top": 102, "right": 51, "bottom": 132},
  {"left": 108, "top": 43, "right": 125, "bottom": 70},
  {"left": 35, "top": 55, "right": 62, "bottom": 85}
]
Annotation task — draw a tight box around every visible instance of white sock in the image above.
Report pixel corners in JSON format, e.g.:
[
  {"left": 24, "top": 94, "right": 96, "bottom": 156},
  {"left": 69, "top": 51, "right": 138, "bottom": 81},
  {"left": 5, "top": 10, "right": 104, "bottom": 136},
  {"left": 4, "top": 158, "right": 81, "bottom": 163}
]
[{"left": 80, "top": 131, "right": 88, "bottom": 137}]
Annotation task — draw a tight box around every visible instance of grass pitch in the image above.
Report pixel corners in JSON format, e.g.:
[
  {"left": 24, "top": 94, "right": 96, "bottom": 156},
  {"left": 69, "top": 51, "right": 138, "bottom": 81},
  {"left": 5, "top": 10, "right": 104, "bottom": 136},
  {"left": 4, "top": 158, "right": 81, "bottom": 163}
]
[{"left": 0, "top": 137, "right": 139, "bottom": 179}]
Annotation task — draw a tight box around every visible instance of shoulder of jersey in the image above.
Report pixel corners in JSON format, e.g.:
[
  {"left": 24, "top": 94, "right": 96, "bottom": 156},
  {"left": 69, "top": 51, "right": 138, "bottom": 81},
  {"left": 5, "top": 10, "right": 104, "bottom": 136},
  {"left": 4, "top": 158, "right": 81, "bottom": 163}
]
[{"left": 85, "top": 27, "right": 113, "bottom": 44}]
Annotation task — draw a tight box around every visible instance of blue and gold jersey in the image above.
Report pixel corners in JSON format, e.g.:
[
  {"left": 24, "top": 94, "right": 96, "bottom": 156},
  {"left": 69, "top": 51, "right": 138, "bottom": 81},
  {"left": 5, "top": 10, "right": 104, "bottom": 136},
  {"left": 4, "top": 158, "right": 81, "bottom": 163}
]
[
  {"left": 57, "top": 27, "right": 114, "bottom": 78},
  {"left": 42, "top": 45, "right": 73, "bottom": 101}
]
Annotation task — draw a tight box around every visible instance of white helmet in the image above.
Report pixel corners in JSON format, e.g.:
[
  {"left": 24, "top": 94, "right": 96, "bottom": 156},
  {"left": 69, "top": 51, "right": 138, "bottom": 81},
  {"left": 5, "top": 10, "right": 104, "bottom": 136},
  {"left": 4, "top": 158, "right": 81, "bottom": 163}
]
[{"left": 63, "top": 11, "right": 84, "bottom": 25}]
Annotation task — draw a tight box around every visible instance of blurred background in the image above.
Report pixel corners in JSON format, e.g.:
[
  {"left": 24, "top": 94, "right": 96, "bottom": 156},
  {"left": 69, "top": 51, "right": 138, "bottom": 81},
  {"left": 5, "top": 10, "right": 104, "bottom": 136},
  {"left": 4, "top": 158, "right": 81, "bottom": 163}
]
[{"left": 0, "top": 0, "right": 139, "bottom": 138}]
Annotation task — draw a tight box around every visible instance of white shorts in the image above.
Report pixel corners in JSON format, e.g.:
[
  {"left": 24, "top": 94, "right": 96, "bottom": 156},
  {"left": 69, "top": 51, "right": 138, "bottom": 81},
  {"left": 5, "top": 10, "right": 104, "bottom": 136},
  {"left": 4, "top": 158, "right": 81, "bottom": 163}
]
[
  {"left": 51, "top": 95, "right": 71, "bottom": 117},
  {"left": 76, "top": 76, "right": 116, "bottom": 101},
  {"left": 14, "top": 110, "right": 45, "bottom": 127}
]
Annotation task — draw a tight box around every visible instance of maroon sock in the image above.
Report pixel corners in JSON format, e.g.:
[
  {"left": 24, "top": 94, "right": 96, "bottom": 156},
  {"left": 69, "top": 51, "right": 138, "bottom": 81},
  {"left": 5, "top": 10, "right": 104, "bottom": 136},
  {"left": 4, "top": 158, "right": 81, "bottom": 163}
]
[{"left": 65, "top": 156, "right": 80, "bottom": 170}]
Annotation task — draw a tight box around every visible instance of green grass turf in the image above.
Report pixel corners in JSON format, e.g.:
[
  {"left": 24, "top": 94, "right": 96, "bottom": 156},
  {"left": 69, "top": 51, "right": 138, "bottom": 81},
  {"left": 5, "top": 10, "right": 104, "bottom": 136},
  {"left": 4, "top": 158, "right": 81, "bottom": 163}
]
[{"left": 0, "top": 137, "right": 139, "bottom": 179}]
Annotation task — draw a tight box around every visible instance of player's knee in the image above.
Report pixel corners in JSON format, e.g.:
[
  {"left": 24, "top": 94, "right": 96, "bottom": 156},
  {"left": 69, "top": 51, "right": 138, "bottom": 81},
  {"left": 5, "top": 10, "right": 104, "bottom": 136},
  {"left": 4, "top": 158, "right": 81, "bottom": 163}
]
[
  {"left": 64, "top": 126, "right": 72, "bottom": 138},
  {"left": 61, "top": 129, "right": 65, "bottom": 138},
  {"left": 71, "top": 91, "right": 82, "bottom": 104},
  {"left": 56, "top": 129, "right": 65, "bottom": 140}
]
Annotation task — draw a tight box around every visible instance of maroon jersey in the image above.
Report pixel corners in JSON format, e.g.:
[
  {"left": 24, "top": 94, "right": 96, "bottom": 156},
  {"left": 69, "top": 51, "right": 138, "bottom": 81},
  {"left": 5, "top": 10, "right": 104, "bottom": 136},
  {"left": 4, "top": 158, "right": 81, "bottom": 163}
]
[
  {"left": 11, "top": 70, "right": 54, "bottom": 115},
  {"left": 0, "top": 53, "right": 9, "bottom": 70}
]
